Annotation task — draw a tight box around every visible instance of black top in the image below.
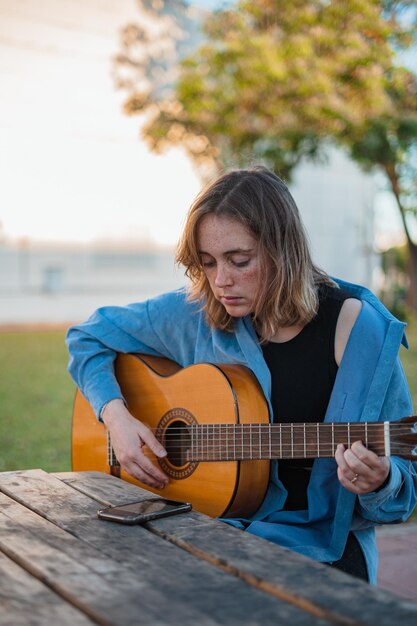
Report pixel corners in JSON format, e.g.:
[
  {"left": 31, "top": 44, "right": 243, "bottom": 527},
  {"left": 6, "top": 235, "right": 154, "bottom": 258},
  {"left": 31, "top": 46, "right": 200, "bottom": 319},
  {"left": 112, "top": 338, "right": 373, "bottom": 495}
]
[
  {"left": 261, "top": 285, "right": 368, "bottom": 580},
  {"left": 261, "top": 284, "right": 351, "bottom": 510}
]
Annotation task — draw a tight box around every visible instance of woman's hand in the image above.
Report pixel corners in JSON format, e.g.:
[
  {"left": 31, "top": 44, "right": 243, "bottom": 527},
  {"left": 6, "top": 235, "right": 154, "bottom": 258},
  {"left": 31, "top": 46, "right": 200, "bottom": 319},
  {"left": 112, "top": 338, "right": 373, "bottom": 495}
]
[
  {"left": 102, "top": 399, "right": 169, "bottom": 489},
  {"left": 335, "top": 440, "right": 390, "bottom": 495}
]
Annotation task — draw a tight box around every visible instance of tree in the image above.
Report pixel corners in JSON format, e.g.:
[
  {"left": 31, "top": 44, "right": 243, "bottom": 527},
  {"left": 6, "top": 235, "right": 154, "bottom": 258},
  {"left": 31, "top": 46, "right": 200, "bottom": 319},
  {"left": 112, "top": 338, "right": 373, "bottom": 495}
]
[{"left": 114, "top": 0, "right": 417, "bottom": 306}]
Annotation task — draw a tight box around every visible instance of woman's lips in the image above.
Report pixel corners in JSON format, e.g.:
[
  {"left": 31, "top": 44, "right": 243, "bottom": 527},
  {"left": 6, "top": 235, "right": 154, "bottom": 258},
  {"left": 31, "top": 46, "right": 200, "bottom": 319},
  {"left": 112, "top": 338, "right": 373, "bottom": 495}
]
[{"left": 222, "top": 296, "right": 242, "bottom": 305}]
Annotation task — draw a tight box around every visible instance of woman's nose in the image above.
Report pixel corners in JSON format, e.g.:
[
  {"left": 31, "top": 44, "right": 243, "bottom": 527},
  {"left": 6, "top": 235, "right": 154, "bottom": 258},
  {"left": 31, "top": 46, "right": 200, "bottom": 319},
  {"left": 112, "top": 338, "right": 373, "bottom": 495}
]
[{"left": 214, "top": 264, "right": 233, "bottom": 287}]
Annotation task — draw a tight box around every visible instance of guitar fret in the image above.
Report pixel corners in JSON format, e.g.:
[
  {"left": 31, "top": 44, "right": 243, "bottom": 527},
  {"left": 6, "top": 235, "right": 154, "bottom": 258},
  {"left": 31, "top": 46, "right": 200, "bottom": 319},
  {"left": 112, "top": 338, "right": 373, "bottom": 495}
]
[
  {"left": 241, "top": 424, "right": 244, "bottom": 460},
  {"left": 365, "top": 422, "right": 368, "bottom": 449},
  {"left": 280, "top": 422, "right": 282, "bottom": 459},
  {"left": 348, "top": 423, "right": 351, "bottom": 448},
  {"left": 317, "top": 423, "right": 320, "bottom": 458},
  {"left": 331, "top": 422, "right": 335, "bottom": 456},
  {"left": 268, "top": 424, "right": 271, "bottom": 459},
  {"left": 303, "top": 423, "right": 306, "bottom": 458},
  {"left": 291, "top": 423, "right": 294, "bottom": 458},
  {"left": 250, "top": 424, "right": 253, "bottom": 460},
  {"left": 233, "top": 424, "right": 236, "bottom": 461},
  {"left": 258, "top": 425, "right": 261, "bottom": 459}
]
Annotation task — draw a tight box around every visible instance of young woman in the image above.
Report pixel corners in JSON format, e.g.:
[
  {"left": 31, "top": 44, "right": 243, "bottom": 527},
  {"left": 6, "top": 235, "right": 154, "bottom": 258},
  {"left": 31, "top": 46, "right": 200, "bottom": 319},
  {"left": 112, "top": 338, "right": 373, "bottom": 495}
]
[{"left": 67, "top": 166, "right": 416, "bottom": 584}]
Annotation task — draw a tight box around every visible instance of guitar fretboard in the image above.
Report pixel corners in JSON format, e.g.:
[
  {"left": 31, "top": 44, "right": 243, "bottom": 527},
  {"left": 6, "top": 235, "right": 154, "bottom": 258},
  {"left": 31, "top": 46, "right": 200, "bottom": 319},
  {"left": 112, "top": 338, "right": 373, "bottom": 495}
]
[
  {"left": 107, "top": 421, "right": 402, "bottom": 466},
  {"left": 179, "top": 422, "right": 390, "bottom": 462}
]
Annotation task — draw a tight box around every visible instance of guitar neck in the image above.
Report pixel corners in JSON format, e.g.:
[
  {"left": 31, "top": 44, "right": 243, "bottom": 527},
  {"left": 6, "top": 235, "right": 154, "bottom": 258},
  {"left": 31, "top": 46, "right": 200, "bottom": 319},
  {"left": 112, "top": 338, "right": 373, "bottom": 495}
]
[{"left": 183, "top": 421, "right": 390, "bottom": 461}]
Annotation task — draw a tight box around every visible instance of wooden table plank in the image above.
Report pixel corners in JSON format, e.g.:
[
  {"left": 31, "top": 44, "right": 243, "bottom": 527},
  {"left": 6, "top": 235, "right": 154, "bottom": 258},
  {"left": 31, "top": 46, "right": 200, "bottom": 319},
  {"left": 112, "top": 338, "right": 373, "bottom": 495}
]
[
  {"left": 56, "top": 471, "right": 417, "bottom": 626},
  {"left": 0, "top": 470, "right": 328, "bottom": 626},
  {"left": 0, "top": 551, "right": 95, "bottom": 626}
]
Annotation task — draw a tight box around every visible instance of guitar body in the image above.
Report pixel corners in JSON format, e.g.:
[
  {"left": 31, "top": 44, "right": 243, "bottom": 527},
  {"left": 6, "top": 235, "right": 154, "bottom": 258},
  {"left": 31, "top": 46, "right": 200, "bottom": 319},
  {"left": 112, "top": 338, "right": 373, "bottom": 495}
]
[{"left": 72, "top": 353, "right": 271, "bottom": 518}]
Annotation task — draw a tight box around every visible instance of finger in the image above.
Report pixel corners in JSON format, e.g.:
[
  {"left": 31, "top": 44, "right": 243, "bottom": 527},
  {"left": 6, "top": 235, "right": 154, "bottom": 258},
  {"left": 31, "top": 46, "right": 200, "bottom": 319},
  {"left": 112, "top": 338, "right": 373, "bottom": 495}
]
[
  {"left": 349, "top": 441, "right": 382, "bottom": 471},
  {"left": 343, "top": 446, "right": 372, "bottom": 477},
  {"left": 343, "top": 442, "right": 386, "bottom": 487},
  {"left": 137, "top": 423, "right": 167, "bottom": 458},
  {"left": 347, "top": 441, "right": 391, "bottom": 490},
  {"left": 124, "top": 460, "right": 168, "bottom": 489},
  {"left": 136, "top": 447, "right": 170, "bottom": 485},
  {"left": 335, "top": 443, "right": 356, "bottom": 479},
  {"left": 117, "top": 441, "right": 169, "bottom": 486},
  {"left": 335, "top": 444, "right": 362, "bottom": 492}
]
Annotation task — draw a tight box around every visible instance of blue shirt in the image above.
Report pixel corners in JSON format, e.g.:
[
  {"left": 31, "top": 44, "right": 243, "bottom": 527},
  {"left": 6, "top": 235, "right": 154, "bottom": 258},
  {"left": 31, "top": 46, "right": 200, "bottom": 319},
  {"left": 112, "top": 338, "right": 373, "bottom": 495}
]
[{"left": 66, "top": 278, "right": 417, "bottom": 584}]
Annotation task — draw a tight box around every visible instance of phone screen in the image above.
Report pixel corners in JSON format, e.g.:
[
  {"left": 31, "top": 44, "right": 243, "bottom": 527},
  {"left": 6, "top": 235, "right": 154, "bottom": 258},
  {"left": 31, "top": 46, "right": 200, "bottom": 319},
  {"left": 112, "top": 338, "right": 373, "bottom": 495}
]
[
  {"left": 97, "top": 498, "right": 192, "bottom": 524},
  {"left": 111, "top": 499, "right": 186, "bottom": 515}
]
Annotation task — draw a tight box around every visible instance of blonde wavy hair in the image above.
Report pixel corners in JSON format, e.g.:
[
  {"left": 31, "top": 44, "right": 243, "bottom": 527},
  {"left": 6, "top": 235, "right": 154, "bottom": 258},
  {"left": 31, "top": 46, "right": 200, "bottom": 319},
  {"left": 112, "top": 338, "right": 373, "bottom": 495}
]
[{"left": 176, "top": 166, "right": 334, "bottom": 341}]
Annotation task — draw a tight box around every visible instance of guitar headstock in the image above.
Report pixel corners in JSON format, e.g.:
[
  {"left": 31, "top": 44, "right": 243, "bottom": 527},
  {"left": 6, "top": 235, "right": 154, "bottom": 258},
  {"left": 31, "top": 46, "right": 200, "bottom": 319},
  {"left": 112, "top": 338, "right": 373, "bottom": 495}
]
[{"left": 390, "top": 415, "right": 417, "bottom": 460}]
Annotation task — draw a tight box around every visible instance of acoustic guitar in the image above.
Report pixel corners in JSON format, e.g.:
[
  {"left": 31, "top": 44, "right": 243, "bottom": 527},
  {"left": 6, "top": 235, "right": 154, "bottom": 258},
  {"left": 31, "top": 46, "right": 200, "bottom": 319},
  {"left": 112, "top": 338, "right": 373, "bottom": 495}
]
[{"left": 72, "top": 353, "right": 417, "bottom": 518}]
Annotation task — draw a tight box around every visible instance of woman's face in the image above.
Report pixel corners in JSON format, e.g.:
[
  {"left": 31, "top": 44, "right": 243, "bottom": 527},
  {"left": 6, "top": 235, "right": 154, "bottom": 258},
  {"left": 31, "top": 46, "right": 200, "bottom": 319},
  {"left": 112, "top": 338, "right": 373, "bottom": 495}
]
[{"left": 197, "top": 214, "right": 263, "bottom": 318}]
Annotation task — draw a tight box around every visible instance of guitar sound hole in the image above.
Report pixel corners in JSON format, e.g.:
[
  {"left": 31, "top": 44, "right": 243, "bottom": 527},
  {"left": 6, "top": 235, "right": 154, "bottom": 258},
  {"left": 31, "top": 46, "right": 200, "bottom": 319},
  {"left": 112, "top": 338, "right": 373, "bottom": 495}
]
[{"left": 165, "top": 420, "right": 191, "bottom": 467}]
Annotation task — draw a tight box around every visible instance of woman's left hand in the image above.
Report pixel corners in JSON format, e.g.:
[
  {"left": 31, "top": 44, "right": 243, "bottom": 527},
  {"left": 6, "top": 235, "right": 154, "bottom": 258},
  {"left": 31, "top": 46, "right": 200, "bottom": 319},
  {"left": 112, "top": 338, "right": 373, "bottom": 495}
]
[{"left": 335, "top": 441, "right": 391, "bottom": 494}]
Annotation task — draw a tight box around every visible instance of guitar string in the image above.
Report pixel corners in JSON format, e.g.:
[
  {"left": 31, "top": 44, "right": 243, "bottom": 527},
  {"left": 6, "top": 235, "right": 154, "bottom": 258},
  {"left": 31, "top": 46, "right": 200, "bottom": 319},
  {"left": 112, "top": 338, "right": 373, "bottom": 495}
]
[
  {"left": 115, "top": 440, "right": 411, "bottom": 454},
  {"left": 139, "top": 427, "right": 414, "bottom": 435},
  {"left": 113, "top": 445, "right": 413, "bottom": 462},
  {"left": 132, "top": 439, "right": 408, "bottom": 451},
  {"left": 107, "top": 425, "right": 416, "bottom": 462},
  {"left": 122, "top": 431, "right": 414, "bottom": 441},
  {"left": 137, "top": 424, "right": 414, "bottom": 432},
  {"left": 108, "top": 433, "right": 415, "bottom": 451},
  {"left": 135, "top": 431, "right": 412, "bottom": 440}
]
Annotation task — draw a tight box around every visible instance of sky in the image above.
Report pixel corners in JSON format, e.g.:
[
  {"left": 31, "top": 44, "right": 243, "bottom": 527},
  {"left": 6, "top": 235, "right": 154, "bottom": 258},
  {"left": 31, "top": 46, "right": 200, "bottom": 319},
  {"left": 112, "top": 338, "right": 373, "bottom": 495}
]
[
  {"left": 0, "top": 0, "right": 219, "bottom": 247},
  {"left": 0, "top": 0, "right": 412, "bottom": 249}
]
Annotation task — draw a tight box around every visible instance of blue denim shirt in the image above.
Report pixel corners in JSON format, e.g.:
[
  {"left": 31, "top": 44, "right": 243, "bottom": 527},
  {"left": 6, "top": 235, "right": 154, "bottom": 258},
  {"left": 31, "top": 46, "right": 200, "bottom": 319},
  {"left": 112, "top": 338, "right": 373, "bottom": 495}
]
[{"left": 66, "top": 278, "right": 417, "bottom": 584}]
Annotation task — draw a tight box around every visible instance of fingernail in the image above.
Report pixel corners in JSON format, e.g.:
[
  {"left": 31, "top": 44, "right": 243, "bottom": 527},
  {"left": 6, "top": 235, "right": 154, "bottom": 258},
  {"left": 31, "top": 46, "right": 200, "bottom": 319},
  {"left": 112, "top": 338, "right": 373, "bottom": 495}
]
[{"left": 157, "top": 449, "right": 167, "bottom": 458}]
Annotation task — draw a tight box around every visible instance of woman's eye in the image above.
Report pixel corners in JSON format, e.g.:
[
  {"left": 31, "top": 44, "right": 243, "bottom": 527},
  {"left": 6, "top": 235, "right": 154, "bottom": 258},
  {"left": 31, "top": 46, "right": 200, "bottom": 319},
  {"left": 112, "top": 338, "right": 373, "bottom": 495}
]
[
  {"left": 233, "top": 259, "right": 250, "bottom": 268},
  {"left": 201, "top": 260, "right": 215, "bottom": 268}
]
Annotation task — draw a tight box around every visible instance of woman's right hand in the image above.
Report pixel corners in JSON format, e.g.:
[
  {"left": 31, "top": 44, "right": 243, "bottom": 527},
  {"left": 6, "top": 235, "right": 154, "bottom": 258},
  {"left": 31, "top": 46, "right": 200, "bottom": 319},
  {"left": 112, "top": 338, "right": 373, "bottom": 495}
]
[{"left": 102, "top": 399, "right": 169, "bottom": 489}]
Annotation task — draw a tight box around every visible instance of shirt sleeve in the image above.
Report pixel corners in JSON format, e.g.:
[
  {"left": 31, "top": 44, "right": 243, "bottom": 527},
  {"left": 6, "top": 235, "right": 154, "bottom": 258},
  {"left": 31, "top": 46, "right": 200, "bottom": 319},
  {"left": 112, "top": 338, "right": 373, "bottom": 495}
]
[
  {"left": 355, "top": 358, "right": 417, "bottom": 524},
  {"left": 66, "top": 291, "right": 189, "bottom": 418}
]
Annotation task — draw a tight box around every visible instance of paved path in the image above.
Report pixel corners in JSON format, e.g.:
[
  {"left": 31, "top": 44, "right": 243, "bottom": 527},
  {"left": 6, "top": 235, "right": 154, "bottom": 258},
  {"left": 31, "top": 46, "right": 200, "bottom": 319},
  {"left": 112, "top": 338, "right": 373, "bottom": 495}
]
[{"left": 376, "top": 522, "right": 417, "bottom": 602}]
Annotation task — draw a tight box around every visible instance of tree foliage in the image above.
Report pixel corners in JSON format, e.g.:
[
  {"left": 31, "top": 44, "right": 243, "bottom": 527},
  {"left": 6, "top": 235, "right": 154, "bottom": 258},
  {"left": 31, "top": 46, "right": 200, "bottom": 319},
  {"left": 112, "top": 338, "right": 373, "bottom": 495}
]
[{"left": 114, "top": 0, "right": 417, "bottom": 305}]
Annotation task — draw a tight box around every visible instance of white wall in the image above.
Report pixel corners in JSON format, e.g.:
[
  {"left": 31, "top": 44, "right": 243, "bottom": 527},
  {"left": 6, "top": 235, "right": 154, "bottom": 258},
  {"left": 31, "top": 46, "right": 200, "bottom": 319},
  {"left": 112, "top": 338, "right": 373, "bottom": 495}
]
[{"left": 290, "top": 148, "right": 378, "bottom": 288}]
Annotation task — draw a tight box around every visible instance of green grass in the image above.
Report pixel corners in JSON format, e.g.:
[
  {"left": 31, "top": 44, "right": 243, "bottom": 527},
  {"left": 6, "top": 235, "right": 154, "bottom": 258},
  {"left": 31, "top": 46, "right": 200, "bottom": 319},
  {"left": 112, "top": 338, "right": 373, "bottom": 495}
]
[
  {"left": 0, "top": 330, "right": 75, "bottom": 472},
  {"left": 0, "top": 317, "right": 416, "bottom": 476}
]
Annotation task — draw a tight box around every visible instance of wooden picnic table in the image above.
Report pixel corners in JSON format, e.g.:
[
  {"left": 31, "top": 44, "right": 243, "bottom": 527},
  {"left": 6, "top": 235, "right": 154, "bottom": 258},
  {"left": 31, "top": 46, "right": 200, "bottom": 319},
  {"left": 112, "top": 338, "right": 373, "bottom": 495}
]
[{"left": 1, "top": 469, "right": 416, "bottom": 626}]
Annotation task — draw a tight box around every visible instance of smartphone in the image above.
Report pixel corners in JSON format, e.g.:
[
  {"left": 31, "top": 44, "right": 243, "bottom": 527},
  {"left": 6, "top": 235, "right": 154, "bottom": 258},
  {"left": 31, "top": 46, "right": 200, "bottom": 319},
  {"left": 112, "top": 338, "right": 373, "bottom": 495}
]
[{"left": 97, "top": 497, "right": 192, "bottom": 525}]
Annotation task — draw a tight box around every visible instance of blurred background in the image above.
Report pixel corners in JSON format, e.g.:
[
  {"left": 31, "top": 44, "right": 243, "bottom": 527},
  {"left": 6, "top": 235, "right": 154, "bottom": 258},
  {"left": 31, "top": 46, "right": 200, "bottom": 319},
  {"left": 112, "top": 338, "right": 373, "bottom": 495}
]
[{"left": 0, "top": 0, "right": 416, "bottom": 473}]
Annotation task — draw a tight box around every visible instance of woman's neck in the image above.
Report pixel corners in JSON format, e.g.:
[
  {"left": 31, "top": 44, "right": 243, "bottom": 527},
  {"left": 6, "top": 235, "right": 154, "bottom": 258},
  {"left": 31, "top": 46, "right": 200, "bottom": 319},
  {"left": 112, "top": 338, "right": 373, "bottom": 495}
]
[{"left": 258, "top": 323, "right": 305, "bottom": 344}]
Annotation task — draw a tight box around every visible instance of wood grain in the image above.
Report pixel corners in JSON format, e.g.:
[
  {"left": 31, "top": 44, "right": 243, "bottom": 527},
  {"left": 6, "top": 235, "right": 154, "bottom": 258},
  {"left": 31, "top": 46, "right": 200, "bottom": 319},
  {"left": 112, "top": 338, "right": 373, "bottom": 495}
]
[
  {"left": 57, "top": 471, "right": 417, "bottom": 626},
  {"left": 0, "top": 551, "right": 94, "bottom": 626},
  {"left": 0, "top": 469, "right": 327, "bottom": 626}
]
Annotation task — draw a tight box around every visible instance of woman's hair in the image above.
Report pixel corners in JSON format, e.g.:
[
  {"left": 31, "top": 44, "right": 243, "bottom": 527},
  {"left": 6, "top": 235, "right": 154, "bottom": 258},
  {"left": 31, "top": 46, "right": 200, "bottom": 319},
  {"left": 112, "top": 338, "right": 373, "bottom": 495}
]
[{"left": 176, "top": 165, "right": 334, "bottom": 340}]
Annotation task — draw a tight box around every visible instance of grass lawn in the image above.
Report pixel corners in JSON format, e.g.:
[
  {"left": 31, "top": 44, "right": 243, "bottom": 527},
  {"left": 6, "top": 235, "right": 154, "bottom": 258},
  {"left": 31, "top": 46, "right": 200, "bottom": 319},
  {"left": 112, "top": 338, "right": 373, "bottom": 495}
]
[
  {"left": 0, "top": 330, "right": 75, "bottom": 472},
  {"left": 0, "top": 316, "right": 416, "bottom": 476}
]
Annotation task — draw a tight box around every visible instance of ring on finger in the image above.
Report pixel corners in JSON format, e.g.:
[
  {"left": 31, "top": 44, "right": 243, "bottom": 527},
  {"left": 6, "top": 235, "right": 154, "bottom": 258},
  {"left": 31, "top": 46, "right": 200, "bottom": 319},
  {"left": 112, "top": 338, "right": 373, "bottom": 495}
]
[{"left": 351, "top": 473, "right": 359, "bottom": 484}]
